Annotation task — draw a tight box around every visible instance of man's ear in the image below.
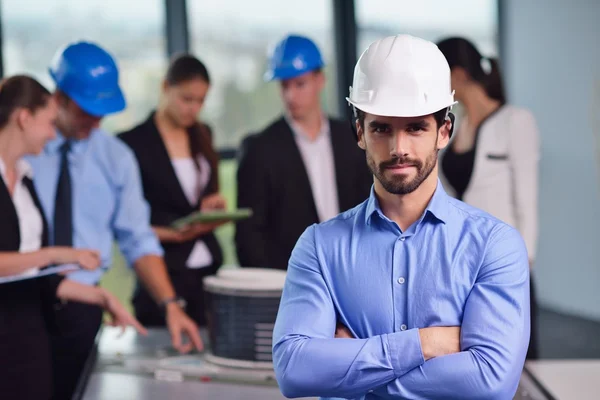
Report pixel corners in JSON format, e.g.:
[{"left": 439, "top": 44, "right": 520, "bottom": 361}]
[
  {"left": 315, "top": 70, "right": 325, "bottom": 91},
  {"left": 356, "top": 120, "right": 366, "bottom": 150},
  {"left": 437, "top": 114, "right": 453, "bottom": 150},
  {"left": 161, "top": 79, "right": 169, "bottom": 93}
]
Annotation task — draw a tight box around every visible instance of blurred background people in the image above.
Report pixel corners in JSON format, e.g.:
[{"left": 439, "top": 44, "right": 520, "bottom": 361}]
[
  {"left": 119, "top": 54, "right": 229, "bottom": 328},
  {"left": 26, "top": 41, "right": 202, "bottom": 400},
  {"left": 437, "top": 36, "right": 540, "bottom": 359},
  {"left": 235, "top": 34, "right": 372, "bottom": 270},
  {"left": 0, "top": 75, "right": 145, "bottom": 400}
]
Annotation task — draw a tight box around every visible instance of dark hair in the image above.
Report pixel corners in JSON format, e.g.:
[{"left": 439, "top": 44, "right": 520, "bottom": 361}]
[
  {"left": 0, "top": 75, "right": 51, "bottom": 130},
  {"left": 165, "top": 54, "right": 210, "bottom": 86},
  {"left": 164, "top": 54, "right": 219, "bottom": 192},
  {"left": 436, "top": 37, "right": 506, "bottom": 104},
  {"left": 355, "top": 107, "right": 448, "bottom": 131}
]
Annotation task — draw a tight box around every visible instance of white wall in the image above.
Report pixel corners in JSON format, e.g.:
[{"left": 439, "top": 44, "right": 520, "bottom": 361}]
[{"left": 502, "top": 0, "right": 600, "bottom": 320}]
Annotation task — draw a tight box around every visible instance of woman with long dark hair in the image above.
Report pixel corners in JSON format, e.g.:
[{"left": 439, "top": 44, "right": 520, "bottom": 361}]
[
  {"left": 0, "top": 75, "right": 146, "bottom": 400},
  {"left": 437, "top": 37, "right": 540, "bottom": 359},
  {"left": 119, "top": 54, "right": 228, "bottom": 328}
]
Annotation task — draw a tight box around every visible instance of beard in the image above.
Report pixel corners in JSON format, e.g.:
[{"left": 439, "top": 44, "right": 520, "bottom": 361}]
[{"left": 367, "top": 146, "right": 438, "bottom": 195}]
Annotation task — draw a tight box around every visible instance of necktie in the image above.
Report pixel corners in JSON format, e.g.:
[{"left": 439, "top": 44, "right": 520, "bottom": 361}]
[{"left": 54, "top": 140, "right": 73, "bottom": 246}]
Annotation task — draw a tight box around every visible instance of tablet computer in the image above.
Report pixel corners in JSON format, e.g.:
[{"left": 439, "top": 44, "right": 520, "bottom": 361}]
[{"left": 171, "top": 208, "right": 253, "bottom": 228}]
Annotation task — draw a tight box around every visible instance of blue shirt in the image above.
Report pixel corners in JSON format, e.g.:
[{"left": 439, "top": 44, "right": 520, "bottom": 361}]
[
  {"left": 272, "top": 181, "right": 530, "bottom": 400},
  {"left": 26, "top": 129, "right": 164, "bottom": 285}
]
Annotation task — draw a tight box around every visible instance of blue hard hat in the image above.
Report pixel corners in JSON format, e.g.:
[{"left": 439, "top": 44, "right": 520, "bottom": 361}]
[
  {"left": 49, "top": 41, "right": 126, "bottom": 117},
  {"left": 264, "top": 34, "right": 325, "bottom": 81}
]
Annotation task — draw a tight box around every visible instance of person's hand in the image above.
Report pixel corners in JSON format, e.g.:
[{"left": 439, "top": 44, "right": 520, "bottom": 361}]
[
  {"left": 47, "top": 247, "right": 101, "bottom": 270},
  {"left": 200, "top": 193, "right": 227, "bottom": 211},
  {"left": 335, "top": 323, "right": 354, "bottom": 339},
  {"left": 165, "top": 303, "right": 204, "bottom": 353},
  {"left": 418, "top": 326, "right": 461, "bottom": 360},
  {"left": 174, "top": 221, "right": 228, "bottom": 242},
  {"left": 101, "top": 289, "right": 148, "bottom": 336}
]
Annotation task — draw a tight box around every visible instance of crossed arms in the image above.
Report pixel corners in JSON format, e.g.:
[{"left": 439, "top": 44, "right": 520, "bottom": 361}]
[{"left": 272, "top": 225, "right": 530, "bottom": 399}]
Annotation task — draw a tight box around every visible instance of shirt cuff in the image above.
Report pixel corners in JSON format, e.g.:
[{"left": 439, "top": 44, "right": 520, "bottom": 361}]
[
  {"left": 386, "top": 328, "right": 426, "bottom": 378},
  {"left": 123, "top": 240, "right": 164, "bottom": 267}
]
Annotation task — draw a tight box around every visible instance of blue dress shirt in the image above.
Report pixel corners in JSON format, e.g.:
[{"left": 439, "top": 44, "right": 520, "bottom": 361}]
[
  {"left": 26, "top": 129, "right": 164, "bottom": 285},
  {"left": 273, "top": 181, "right": 530, "bottom": 400}
]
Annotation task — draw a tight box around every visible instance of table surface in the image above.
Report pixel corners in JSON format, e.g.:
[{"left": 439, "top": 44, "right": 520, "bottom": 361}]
[
  {"left": 81, "top": 327, "right": 316, "bottom": 400},
  {"left": 525, "top": 359, "right": 600, "bottom": 400},
  {"left": 81, "top": 327, "right": 599, "bottom": 400}
]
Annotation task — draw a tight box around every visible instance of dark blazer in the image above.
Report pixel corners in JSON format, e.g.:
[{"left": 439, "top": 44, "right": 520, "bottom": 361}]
[
  {"left": 0, "top": 172, "right": 61, "bottom": 399},
  {"left": 0, "top": 175, "right": 49, "bottom": 251},
  {"left": 118, "top": 113, "right": 223, "bottom": 273},
  {"left": 235, "top": 116, "right": 372, "bottom": 270}
]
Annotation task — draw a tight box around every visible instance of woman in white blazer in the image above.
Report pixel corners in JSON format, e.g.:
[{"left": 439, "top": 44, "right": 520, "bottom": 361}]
[{"left": 437, "top": 37, "right": 541, "bottom": 359}]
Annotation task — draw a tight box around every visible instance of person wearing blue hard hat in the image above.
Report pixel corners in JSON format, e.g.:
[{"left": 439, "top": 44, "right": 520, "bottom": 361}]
[
  {"left": 263, "top": 34, "right": 325, "bottom": 81},
  {"left": 26, "top": 41, "right": 203, "bottom": 400},
  {"left": 48, "top": 41, "right": 126, "bottom": 118},
  {"left": 235, "top": 34, "right": 371, "bottom": 270}
]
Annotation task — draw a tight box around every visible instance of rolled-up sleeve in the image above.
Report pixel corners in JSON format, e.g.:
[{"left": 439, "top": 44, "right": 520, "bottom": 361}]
[
  {"left": 111, "top": 151, "right": 163, "bottom": 266},
  {"left": 273, "top": 225, "right": 425, "bottom": 399}
]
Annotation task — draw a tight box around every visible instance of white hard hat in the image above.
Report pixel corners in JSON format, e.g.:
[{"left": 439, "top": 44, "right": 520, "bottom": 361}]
[{"left": 346, "top": 34, "right": 457, "bottom": 117}]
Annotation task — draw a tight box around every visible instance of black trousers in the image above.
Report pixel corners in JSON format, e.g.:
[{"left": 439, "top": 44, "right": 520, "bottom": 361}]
[
  {"left": 48, "top": 301, "right": 103, "bottom": 400},
  {"left": 527, "top": 276, "right": 539, "bottom": 360}
]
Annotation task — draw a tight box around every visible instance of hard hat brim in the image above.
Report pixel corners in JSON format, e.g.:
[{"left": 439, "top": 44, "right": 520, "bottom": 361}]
[
  {"left": 68, "top": 87, "right": 126, "bottom": 117},
  {"left": 346, "top": 97, "right": 457, "bottom": 119}
]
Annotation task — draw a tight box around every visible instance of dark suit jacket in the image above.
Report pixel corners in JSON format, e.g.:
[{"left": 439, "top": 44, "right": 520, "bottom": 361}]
[
  {"left": 118, "top": 113, "right": 223, "bottom": 274},
  {"left": 0, "top": 172, "right": 62, "bottom": 399},
  {"left": 0, "top": 172, "right": 63, "bottom": 306},
  {"left": 0, "top": 175, "right": 49, "bottom": 251},
  {"left": 235, "top": 116, "right": 372, "bottom": 270}
]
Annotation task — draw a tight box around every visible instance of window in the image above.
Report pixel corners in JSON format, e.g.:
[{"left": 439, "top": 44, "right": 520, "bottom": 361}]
[
  {"left": 1, "top": 0, "right": 167, "bottom": 134},
  {"left": 356, "top": 0, "right": 499, "bottom": 56},
  {"left": 187, "top": 0, "right": 338, "bottom": 150}
]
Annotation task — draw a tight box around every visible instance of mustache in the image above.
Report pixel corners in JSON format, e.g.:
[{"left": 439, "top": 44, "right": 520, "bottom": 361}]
[{"left": 379, "top": 157, "right": 422, "bottom": 169}]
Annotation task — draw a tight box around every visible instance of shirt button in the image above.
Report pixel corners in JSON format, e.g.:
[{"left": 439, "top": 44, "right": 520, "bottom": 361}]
[
  {"left": 400, "top": 324, "right": 407, "bottom": 331},
  {"left": 400, "top": 237, "right": 406, "bottom": 241},
  {"left": 397, "top": 277, "right": 405, "bottom": 284}
]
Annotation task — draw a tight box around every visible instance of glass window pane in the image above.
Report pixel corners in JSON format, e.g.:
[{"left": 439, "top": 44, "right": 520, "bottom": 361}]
[
  {"left": 187, "top": 0, "right": 338, "bottom": 150},
  {"left": 356, "top": 0, "right": 498, "bottom": 56},
  {"left": 1, "top": 0, "right": 167, "bottom": 134}
]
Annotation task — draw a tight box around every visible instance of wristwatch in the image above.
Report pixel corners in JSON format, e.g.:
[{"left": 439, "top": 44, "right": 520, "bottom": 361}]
[{"left": 160, "top": 296, "right": 187, "bottom": 310}]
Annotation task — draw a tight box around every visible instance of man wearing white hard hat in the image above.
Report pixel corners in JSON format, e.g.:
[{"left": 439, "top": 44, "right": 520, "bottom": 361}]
[{"left": 272, "top": 35, "right": 530, "bottom": 399}]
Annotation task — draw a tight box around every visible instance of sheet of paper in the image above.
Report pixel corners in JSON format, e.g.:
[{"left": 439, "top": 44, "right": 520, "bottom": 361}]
[{"left": 0, "top": 264, "right": 79, "bottom": 284}]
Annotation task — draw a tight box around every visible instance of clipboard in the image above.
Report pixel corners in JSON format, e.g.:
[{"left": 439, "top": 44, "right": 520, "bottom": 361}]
[
  {"left": 171, "top": 208, "right": 253, "bottom": 229},
  {"left": 0, "top": 264, "right": 79, "bottom": 284}
]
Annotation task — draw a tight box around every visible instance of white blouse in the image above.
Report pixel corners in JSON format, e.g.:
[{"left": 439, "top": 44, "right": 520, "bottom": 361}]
[
  {"left": 0, "top": 157, "right": 44, "bottom": 277},
  {"left": 171, "top": 155, "right": 213, "bottom": 269},
  {"left": 440, "top": 105, "right": 540, "bottom": 260}
]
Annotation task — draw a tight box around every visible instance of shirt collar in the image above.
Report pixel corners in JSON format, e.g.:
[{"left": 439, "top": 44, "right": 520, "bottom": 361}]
[
  {"left": 365, "top": 179, "right": 450, "bottom": 226},
  {"left": 45, "top": 129, "right": 93, "bottom": 154},
  {"left": 0, "top": 156, "right": 34, "bottom": 180},
  {"left": 284, "top": 113, "right": 330, "bottom": 141}
]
